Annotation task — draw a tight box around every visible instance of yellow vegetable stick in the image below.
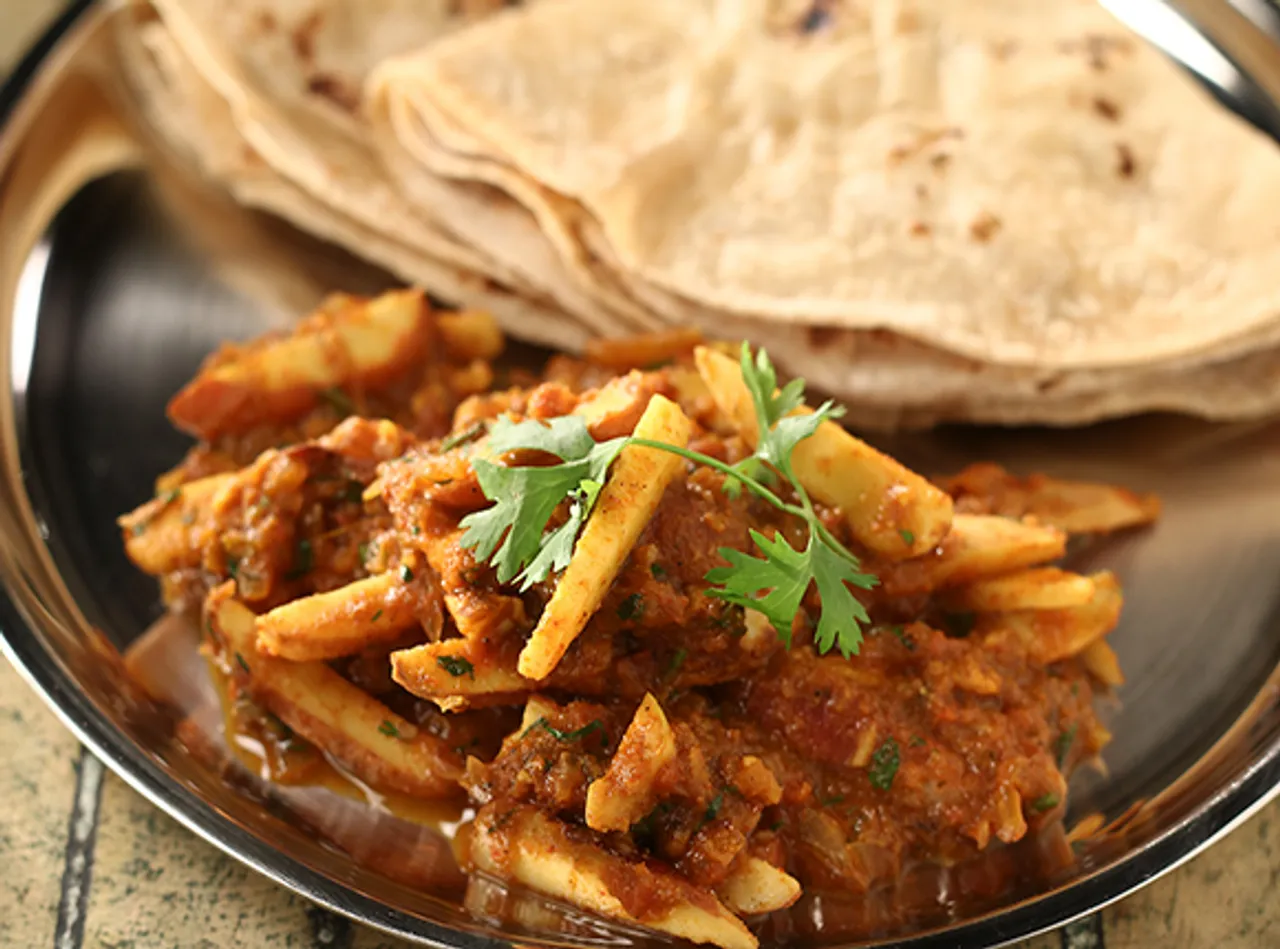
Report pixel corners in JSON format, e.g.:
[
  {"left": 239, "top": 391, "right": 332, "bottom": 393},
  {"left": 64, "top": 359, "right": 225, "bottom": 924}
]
[
  {"left": 119, "top": 472, "right": 234, "bottom": 575},
  {"left": 517, "top": 394, "right": 693, "bottom": 681},
  {"left": 168, "top": 289, "right": 429, "bottom": 440},
  {"left": 1081, "top": 638, "right": 1125, "bottom": 687},
  {"left": 208, "top": 587, "right": 460, "bottom": 798},
  {"left": 718, "top": 857, "right": 802, "bottom": 916},
  {"left": 878, "top": 514, "right": 1067, "bottom": 596},
  {"left": 585, "top": 693, "right": 677, "bottom": 832},
  {"left": 694, "top": 347, "right": 953, "bottom": 559},
  {"left": 392, "top": 638, "right": 530, "bottom": 711},
  {"left": 982, "top": 572, "right": 1123, "bottom": 664},
  {"left": 255, "top": 572, "right": 419, "bottom": 661},
  {"left": 941, "top": 567, "right": 1096, "bottom": 612},
  {"left": 470, "top": 807, "right": 756, "bottom": 949},
  {"left": 437, "top": 309, "right": 503, "bottom": 361}
]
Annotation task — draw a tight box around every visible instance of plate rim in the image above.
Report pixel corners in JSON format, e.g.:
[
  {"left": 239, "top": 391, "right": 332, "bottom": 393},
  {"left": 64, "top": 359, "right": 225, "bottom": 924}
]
[{"left": 1, "top": 5, "right": 1278, "bottom": 949}]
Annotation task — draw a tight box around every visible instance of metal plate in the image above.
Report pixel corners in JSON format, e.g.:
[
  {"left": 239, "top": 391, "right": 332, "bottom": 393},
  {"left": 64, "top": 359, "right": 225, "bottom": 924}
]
[{"left": 2, "top": 5, "right": 1279, "bottom": 948}]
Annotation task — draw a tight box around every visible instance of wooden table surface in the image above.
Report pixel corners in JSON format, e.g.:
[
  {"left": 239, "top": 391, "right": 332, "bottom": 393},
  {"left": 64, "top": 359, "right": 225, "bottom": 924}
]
[{"left": 0, "top": 3, "right": 1276, "bottom": 948}]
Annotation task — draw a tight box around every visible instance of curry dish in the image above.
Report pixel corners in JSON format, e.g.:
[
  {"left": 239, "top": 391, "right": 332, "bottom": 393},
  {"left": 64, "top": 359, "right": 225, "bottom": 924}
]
[{"left": 120, "top": 289, "right": 1159, "bottom": 949}]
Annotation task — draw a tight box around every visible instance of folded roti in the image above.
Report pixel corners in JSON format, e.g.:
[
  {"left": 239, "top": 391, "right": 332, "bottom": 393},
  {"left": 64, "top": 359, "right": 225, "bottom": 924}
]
[
  {"left": 115, "top": 9, "right": 592, "bottom": 352},
  {"left": 381, "top": 0, "right": 1280, "bottom": 369}
]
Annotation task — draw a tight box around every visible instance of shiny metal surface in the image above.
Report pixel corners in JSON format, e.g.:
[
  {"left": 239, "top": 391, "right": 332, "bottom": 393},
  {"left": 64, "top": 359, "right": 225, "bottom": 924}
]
[
  {"left": 1, "top": 4, "right": 1280, "bottom": 948},
  {"left": 1100, "top": 0, "right": 1280, "bottom": 140}
]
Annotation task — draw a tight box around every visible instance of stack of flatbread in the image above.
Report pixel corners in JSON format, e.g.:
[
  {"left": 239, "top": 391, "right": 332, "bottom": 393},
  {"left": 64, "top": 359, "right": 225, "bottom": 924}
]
[{"left": 115, "top": 0, "right": 1280, "bottom": 429}]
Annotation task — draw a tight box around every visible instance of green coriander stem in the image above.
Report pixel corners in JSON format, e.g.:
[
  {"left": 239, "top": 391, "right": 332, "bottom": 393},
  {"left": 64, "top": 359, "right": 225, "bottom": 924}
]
[
  {"left": 626, "top": 438, "right": 803, "bottom": 520},
  {"left": 626, "top": 437, "right": 864, "bottom": 569}
]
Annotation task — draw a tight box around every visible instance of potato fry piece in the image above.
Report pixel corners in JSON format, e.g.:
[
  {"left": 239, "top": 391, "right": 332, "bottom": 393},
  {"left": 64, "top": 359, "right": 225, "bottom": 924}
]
[
  {"left": 119, "top": 472, "right": 234, "bottom": 575},
  {"left": 585, "top": 328, "right": 702, "bottom": 371},
  {"left": 208, "top": 587, "right": 459, "bottom": 798},
  {"left": 585, "top": 694, "right": 677, "bottom": 832},
  {"left": 470, "top": 807, "right": 756, "bottom": 949},
  {"left": 518, "top": 395, "right": 693, "bottom": 680},
  {"left": 572, "top": 371, "right": 656, "bottom": 440},
  {"left": 718, "top": 858, "right": 802, "bottom": 916},
  {"left": 1021, "top": 477, "right": 1161, "bottom": 535},
  {"left": 695, "top": 347, "right": 952, "bottom": 559},
  {"left": 941, "top": 567, "right": 1096, "bottom": 612},
  {"left": 519, "top": 696, "right": 559, "bottom": 733},
  {"left": 168, "top": 289, "right": 429, "bottom": 440},
  {"left": 255, "top": 572, "right": 420, "bottom": 661},
  {"left": 1081, "top": 638, "right": 1125, "bottom": 687},
  {"left": 878, "top": 514, "right": 1066, "bottom": 595},
  {"left": 437, "top": 309, "right": 503, "bottom": 361},
  {"left": 940, "top": 463, "right": 1160, "bottom": 535},
  {"left": 392, "top": 638, "right": 530, "bottom": 711},
  {"left": 982, "top": 572, "right": 1123, "bottom": 664}
]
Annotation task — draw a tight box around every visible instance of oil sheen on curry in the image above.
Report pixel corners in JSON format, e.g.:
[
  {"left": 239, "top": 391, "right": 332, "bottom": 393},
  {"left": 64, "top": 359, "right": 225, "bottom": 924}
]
[{"left": 119, "top": 289, "right": 1159, "bottom": 949}]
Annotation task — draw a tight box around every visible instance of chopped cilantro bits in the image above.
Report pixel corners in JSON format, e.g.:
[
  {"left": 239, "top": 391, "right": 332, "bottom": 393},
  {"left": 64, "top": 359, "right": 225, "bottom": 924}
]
[
  {"left": 371, "top": 609, "right": 383, "bottom": 622},
  {"left": 1055, "top": 723, "right": 1078, "bottom": 767},
  {"left": 868, "top": 737, "right": 901, "bottom": 791},
  {"left": 520, "top": 716, "right": 607, "bottom": 746},
  {"left": 320, "top": 387, "right": 354, "bottom": 415},
  {"left": 400, "top": 564, "right": 414, "bottom": 582},
  {"left": 899, "top": 528, "right": 915, "bottom": 546},
  {"left": 889, "top": 624, "right": 915, "bottom": 651},
  {"left": 440, "top": 420, "right": 488, "bottom": 452},
  {"left": 377, "top": 720, "right": 403, "bottom": 739},
  {"left": 703, "top": 788, "right": 730, "bottom": 823},
  {"left": 436, "top": 655, "right": 476, "bottom": 680},
  {"left": 234, "top": 652, "right": 250, "bottom": 674},
  {"left": 286, "top": 539, "right": 313, "bottom": 579},
  {"left": 1033, "top": 793, "right": 1061, "bottom": 812},
  {"left": 617, "top": 593, "right": 646, "bottom": 622}
]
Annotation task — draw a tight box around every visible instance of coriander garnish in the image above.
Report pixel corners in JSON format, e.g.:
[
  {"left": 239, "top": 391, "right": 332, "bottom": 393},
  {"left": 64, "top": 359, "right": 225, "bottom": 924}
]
[
  {"left": 400, "top": 564, "right": 414, "bottom": 582},
  {"left": 436, "top": 655, "right": 476, "bottom": 680},
  {"left": 440, "top": 420, "right": 488, "bottom": 453},
  {"left": 617, "top": 593, "right": 645, "bottom": 622},
  {"left": 377, "top": 720, "right": 404, "bottom": 739},
  {"left": 1033, "top": 793, "right": 1061, "bottom": 812},
  {"left": 1055, "top": 724, "right": 1078, "bottom": 767},
  {"left": 519, "top": 717, "right": 607, "bottom": 745},
  {"left": 286, "top": 539, "right": 313, "bottom": 580},
  {"left": 868, "top": 737, "right": 900, "bottom": 791},
  {"left": 460, "top": 343, "right": 878, "bottom": 658},
  {"left": 320, "top": 387, "right": 354, "bottom": 415}
]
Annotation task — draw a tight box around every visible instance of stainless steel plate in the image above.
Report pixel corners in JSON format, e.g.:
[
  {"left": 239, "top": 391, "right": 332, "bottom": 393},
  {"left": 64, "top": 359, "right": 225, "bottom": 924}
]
[{"left": 2, "top": 5, "right": 1279, "bottom": 949}]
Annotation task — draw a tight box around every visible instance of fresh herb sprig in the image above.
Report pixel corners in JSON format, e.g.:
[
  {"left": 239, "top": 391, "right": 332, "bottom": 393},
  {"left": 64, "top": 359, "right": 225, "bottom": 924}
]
[{"left": 458, "top": 343, "right": 878, "bottom": 657}]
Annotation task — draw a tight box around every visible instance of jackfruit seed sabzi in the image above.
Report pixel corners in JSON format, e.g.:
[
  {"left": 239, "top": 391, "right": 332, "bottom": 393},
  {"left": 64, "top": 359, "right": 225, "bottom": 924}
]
[{"left": 121, "top": 290, "right": 1158, "bottom": 948}]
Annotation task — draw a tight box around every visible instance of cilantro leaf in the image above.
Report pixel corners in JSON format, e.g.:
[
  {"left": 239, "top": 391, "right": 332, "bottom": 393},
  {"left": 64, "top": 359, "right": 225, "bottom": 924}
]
[
  {"left": 706, "top": 530, "right": 811, "bottom": 647},
  {"left": 463, "top": 344, "right": 880, "bottom": 661},
  {"left": 487, "top": 415, "right": 595, "bottom": 460},
  {"left": 707, "top": 529, "right": 873, "bottom": 657},
  {"left": 737, "top": 343, "right": 845, "bottom": 475},
  {"left": 809, "top": 539, "right": 875, "bottom": 658},
  {"left": 459, "top": 415, "right": 625, "bottom": 587}
]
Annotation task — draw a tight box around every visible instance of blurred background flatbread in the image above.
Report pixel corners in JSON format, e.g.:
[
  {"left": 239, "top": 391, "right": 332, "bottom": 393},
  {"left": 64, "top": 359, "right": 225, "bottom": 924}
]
[
  {"left": 114, "top": 0, "right": 1280, "bottom": 430},
  {"left": 372, "top": 0, "right": 1280, "bottom": 368}
]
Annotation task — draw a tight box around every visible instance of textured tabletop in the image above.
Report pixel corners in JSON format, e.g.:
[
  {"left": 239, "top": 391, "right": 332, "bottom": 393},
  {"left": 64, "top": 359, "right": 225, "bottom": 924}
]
[{"left": 0, "top": 3, "right": 1276, "bottom": 948}]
